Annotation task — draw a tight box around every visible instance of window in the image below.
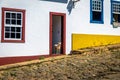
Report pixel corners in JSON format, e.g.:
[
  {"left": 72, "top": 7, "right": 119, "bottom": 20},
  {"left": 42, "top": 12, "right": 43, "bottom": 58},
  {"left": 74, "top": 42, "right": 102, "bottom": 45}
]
[
  {"left": 111, "top": 1, "right": 120, "bottom": 24},
  {"left": 1, "top": 8, "right": 25, "bottom": 43},
  {"left": 90, "top": 0, "right": 104, "bottom": 24}
]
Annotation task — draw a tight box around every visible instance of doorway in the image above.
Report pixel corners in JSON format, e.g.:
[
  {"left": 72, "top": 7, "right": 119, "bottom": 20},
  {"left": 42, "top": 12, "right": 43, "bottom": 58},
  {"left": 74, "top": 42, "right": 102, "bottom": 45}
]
[{"left": 50, "top": 12, "right": 66, "bottom": 55}]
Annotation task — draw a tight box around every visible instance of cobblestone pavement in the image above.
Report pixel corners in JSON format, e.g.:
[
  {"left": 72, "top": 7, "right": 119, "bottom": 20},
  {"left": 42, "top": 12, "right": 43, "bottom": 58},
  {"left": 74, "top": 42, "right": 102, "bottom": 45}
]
[{"left": 0, "top": 45, "right": 120, "bottom": 80}]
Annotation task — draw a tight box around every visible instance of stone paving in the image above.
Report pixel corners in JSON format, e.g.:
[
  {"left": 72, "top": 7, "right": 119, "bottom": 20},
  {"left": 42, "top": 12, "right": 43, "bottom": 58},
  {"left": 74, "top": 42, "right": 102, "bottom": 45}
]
[{"left": 0, "top": 44, "right": 120, "bottom": 80}]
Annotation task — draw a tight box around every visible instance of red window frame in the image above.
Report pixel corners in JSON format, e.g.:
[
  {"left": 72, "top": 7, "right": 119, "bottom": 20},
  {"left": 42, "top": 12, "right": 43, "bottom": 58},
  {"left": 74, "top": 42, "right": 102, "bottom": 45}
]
[{"left": 1, "top": 7, "right": 25, "bottom": 43}]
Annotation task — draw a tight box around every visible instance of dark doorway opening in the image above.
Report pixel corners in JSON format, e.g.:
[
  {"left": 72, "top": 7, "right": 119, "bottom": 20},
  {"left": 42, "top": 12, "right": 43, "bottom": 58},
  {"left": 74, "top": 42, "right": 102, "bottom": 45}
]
[{"left": 50, "top": 12, "right": 66, "bottom": 55}]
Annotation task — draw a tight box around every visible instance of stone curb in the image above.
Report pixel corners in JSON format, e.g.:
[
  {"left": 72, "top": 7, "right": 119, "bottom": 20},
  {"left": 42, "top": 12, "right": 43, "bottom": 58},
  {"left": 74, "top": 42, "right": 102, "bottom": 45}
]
[{"left": 0, "top": 55, "right": 69, "bottom": 71}]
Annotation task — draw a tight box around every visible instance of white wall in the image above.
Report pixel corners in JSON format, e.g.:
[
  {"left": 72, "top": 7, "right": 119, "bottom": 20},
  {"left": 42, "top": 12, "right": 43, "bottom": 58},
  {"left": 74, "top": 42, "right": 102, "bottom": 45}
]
[
  {"left": 67, "top": 0, "right": 120, "bottom": 35},
  {"left": 0, "top": 0, "right": 120, "bottom": 57},
  {"left": 66, "top": 0, "right": 120, "bottom": 54},
  {"left": 0, "top": 0, "right": 66, "bottom": 57}
]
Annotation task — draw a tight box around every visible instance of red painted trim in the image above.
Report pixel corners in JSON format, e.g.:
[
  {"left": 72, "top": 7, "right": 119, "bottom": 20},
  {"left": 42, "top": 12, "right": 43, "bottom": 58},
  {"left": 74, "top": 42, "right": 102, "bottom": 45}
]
[
  {"left": 63, "top": 14, "right": 66, "bottom": 54},
  {"left": 1, "top": 8, "right": 5, "bottom": 43},
  {"left": 49, "top": 12, "right": 66, "bottom": 55},
  {"left": 1, "top": 7, "right": 26, "bottom": 43},
  {"left": 49, "top": 12, "right": 52, "bottom": 56},
  {"left": 0, "top": 54, "right": 64, "bottom": 66},
  {"left": 0, "top": 55, "right": 48, "bottom": 66}
]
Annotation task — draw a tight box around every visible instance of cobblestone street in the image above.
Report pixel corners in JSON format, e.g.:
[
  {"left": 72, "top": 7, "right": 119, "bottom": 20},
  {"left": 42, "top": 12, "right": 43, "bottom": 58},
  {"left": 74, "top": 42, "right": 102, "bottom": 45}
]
[{"left": 0, "top": 44, "right": 120, "bottom": 80}]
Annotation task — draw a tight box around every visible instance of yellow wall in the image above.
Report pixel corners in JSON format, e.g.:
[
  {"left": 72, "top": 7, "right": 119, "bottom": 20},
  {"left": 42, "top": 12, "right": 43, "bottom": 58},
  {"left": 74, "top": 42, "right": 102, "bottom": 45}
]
[{"left": 72, "top": 34, "right": 120, "bottom": 50}]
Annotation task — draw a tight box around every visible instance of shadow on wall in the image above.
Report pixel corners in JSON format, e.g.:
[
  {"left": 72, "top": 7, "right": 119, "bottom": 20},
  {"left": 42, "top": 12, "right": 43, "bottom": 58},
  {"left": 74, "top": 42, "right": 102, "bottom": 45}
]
[
  {"left": 41, "top": 0, "right": 68, "bottom": 3},
  {"left": 67, "top": 0, "right": 74, "bottom": 14},
  {"left": 40, "top": 0, "right": 74, "bottom": 15}
]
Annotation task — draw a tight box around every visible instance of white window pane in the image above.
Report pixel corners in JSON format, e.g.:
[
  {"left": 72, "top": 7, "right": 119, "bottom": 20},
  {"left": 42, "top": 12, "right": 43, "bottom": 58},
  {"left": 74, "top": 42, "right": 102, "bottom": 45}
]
[
  {"left": 92, "top": 0, "right": 102, "bottom": 12},
  {"left": 113, "top": 2, "right": 120, "bottom": 14},
  {"left": 12, "top": 13, "right": 16, "bottom": 19},
  {"left": 17, "top": 13, "right": 21, "bottom": 19},
  {"left": 17, "top": 20, "right": 21, "bottom": 25},
  {"left": 5, "top": 27, "right": 10, "bottom": 32},
  {"left": 11, "top": 27, "right": 16, "bottom": 32},
  {"left": 6, "top": 13, "right": 10, "bottom": 18},
  {"left": 5, "top": 32, "right": 10, "bottom": 38},
  {"left": 6, "top": 19, "right": 11, "bottom": 24},
  {"left": 4, "top": 11, "right": 23, "bottom": 40},
  {"left": 16, "top": 33, "right": 21, "bottom": 39},
  {"left": 11, "top": 19, "right": 16, "bottom": 25},
  {"left": 16, "top": 27, "right": 21, "bottom": 32}
]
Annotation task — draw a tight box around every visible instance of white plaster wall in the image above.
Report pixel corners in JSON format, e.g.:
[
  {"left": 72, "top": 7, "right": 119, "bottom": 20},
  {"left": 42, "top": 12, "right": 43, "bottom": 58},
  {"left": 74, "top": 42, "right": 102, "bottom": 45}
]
[
  {"left": 66, "top": 0, "right": 120, "bottom": 54},
  {"left": 68, "top": 0, "right": 120, "bottom": 35},
  {"left": 0, "top": 0, "right": 66, "bottom": 57}
]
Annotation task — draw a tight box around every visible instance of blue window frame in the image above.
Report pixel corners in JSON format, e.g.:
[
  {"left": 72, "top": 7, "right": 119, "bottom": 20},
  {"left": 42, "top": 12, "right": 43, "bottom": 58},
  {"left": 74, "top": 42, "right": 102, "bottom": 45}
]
[
  {"left": 111, "top": 0, "right": 120, "bottom": 24},
  {"left": 90, "top": 0, "right": 104, "bottom": 24}
]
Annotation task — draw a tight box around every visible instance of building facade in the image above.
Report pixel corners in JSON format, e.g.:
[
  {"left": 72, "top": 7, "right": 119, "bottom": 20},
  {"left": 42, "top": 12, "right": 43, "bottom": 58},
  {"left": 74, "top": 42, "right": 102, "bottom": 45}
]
[{"left": 0, "top": 0, "right": 120, "bottom": 65}]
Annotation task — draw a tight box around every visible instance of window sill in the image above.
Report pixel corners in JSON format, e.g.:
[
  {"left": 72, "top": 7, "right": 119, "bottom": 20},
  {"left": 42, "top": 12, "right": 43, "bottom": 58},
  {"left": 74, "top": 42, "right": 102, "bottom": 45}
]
[
  {"left": 90, "top": 20, "right": 104, "bottom": 24},
  {"left": 1, "top": 40, "right": 25, "bottom": 43}
]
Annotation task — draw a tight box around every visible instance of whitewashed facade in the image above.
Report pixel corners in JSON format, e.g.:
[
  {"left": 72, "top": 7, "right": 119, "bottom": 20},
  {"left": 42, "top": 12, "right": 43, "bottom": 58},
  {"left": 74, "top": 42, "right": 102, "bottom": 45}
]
[{"left": 0, "top": 0, "right": 120, "bottom": 64}]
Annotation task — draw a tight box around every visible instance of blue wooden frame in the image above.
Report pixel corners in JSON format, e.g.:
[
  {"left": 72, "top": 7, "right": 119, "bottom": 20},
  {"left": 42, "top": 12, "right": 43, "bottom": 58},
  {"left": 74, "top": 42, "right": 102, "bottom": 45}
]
[
  {"left": 110, "top": 0, "right": 120, "bottom": 24},
  {"left": 90, "top": 0, "right": 104, "bottom": 24}
]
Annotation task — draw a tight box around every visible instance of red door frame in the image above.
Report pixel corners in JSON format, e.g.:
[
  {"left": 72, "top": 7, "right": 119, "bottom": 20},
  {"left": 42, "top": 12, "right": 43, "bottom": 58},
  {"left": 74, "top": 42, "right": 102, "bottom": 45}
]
[{"left": 49, "top": 12, "right": 66, "bottom": 55}]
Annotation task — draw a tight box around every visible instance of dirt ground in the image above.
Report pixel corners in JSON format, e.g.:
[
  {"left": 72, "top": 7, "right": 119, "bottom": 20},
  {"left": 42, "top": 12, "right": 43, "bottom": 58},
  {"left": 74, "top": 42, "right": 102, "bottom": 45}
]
[{"left": 0, "top": 44, "right": 120, "bottom": 80}]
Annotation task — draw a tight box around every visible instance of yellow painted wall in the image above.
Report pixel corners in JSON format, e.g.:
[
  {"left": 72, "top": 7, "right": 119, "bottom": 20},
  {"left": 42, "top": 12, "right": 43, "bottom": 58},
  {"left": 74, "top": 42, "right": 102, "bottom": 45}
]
[{"left": 72, "top": 34, "right": 120, "bottom": 50}]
